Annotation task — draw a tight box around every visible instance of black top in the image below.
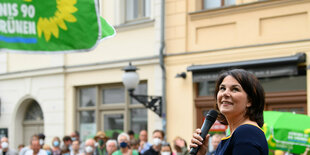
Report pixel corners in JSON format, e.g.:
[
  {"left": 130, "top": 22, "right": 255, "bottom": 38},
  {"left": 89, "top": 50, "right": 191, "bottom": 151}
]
[
  {"left": 215, "top": 124, "right": 268, "bottom": 155},
  {"left": 143, "top": 147, "right": 159, "bottom": 155}
]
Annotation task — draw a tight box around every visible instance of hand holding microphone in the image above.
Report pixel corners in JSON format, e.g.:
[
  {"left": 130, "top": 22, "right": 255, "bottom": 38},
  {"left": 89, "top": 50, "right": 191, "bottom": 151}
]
[{"left": 189, "top": 110, "right": 218, "bottom": 155}]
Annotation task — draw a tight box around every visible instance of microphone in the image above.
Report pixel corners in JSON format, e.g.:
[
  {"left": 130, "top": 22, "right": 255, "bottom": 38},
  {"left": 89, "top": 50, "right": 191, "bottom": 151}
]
[{"left": 189, "top": 110, "right": 218, "bottom": 155}]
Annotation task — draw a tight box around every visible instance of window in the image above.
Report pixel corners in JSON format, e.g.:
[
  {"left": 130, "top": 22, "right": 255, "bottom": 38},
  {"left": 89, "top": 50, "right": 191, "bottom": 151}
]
[
  {"left": 126, "top": 0, "right": 151, "bottom": 22},
  {"left": 77, "top": 83, "right": 148, "bottom": 141},
  {"left": 203, "top": 0, "right": 235, "bottom": 9}
]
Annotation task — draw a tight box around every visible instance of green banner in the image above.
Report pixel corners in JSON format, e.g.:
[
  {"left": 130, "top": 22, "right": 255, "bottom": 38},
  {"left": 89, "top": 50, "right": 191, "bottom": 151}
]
[{"left": 0, "top": 0, "right": 115, "bottom": 53}]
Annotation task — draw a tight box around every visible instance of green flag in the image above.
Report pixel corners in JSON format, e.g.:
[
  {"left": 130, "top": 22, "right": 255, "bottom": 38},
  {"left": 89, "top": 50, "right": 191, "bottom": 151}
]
[{"left": 0, "top": 0, "right": 115, "bottom": 53}]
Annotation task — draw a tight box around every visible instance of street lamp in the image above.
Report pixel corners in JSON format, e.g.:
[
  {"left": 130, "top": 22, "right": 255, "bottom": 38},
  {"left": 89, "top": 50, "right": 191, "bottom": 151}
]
[{"left": 122, "top": 62, "right": 162, "bottom": 117}]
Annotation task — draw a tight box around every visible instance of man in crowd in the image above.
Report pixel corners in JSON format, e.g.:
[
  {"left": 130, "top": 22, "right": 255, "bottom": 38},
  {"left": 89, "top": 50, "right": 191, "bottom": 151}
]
[
  {"left": 138, "top": 130, "right": 152, "bottom": 154},
  {"left": 207, "top": 134, "right": 225, "bottom": 155},
  {"left": 25, "top": 138, "right": 47, "bottom": 155},
  {"left": 143, "top": 130, "right": 165, "bottom": 155},
  {"left": 70, "top": 140, "right": 83, "bottom": 155},
  {"left": 0, "top": 137, "right": 18, "bottom": 155},
  {"left": 38, "top": 134, "right": 45, "bottom": 148},
  {"left": 106, "top": 140, "right": 117, "bottom": 155},
  {"left": 94, "top": 131, "right": 108, "bottom": 155},
  {"left": 19, "top": 135, "right": 39, "bottom": 155},
  {"left": 84, "top": 139, "right": 96, "bottom": 155},
  {"left": 71, "top": 131, "right": 84, "bottom": 152},
  {"left": 62, "top": 136, "right": 72, "bottom": 154}
]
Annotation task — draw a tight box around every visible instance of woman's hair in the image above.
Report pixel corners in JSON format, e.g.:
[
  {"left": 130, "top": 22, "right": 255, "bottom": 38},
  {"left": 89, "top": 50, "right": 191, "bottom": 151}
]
[
  {"left": 214, "top": 69, "right": 265, "bottom": 127},
  {"left": 161, "top": 142, "right": 173, "bottom": 155},
  {"left": 52, "top": 136, "right": 61, "bottom": 147},
  {"left": 117, "top": 132, "right": 130, "bottom": 142}
]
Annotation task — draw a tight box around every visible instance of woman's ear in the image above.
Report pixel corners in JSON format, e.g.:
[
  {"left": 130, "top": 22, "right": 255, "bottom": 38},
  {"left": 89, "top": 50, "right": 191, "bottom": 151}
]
[{"left": 246, "top": 99, "right": 252, "bottom": 108}]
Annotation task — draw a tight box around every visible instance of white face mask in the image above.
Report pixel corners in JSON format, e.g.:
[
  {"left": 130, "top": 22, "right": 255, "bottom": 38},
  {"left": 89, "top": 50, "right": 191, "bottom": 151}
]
[
  {"left": 1, "top": 142, "right": 8, "bottom": 149},
  {"left": 39, "top": 139, "right": 44, "bottom": 145},
  {"left": 161, "top": 152, "right": 171, "bottom": 155},
  {"left": 153, "top": 138, "right": 162, "bottom": 146},
  {"left": 85, "top": 146, "right": 93, "bottom": 153}
]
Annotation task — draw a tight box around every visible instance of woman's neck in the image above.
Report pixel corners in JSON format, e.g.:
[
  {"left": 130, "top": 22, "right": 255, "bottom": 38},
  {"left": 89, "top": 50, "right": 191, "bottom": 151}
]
[
  {"left": 226, "top": 114, "right": 256, "bottom": 134},
  {"left": 121, "top": 147, "right": 128, "bottom": 153}
]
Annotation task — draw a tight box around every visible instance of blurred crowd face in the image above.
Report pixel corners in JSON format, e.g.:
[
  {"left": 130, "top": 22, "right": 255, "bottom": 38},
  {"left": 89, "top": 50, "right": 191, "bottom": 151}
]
[
  {"left": 139, "top": 130, "right": 148, "bottom": 142},
  {"left": 31, "top": 140, "right": 41, "bottom": 154},
  {"left": 52, "top": 137, "right": 61, "bottom": 148},
  {"left": 71, "top": 132, "right": 79, "bottom": 141},
  {"left": 85, "top": 139, "right": 95, "bottom": 154},
  {"left": 153, "top": 131, "right": 163, "bottom": 140},
  {"left": 152, "top": 131, "right": 163, "bottom": 146},
  {"left": 118, "top": 135, "right": 129, "bottom": 148},
  {"left": 211, "top": 135, "right": 223, "bottom": 150},
  {"left": 1, "top": 137, "right": 9, "bottom": 151},
  {"left": 72, "top": 140, "right": 80, "bottom": 152},
  {"left": 106, "top": 141, "right": 117, "bottom": 155},
  {"left": 161, "top": 145, "right": 172, "bottom": 155}
]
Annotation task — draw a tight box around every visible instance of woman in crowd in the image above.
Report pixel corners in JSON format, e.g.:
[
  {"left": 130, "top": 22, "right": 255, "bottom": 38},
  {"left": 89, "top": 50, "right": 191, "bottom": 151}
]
[
  {"left": 112, "top": 132, "right": 139, "bottom": 155},
  {"left": 51, "top": 137, "right": 61, "bottom": 155}
]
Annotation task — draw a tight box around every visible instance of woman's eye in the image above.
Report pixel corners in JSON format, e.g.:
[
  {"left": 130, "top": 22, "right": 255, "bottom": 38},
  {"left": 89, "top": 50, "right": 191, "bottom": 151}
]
[
  {"left": 232, "top": 88, "right": 239, "bottom": 92},
  {"left": 219, "top": 86, "right": 225, "bottom": 91}
]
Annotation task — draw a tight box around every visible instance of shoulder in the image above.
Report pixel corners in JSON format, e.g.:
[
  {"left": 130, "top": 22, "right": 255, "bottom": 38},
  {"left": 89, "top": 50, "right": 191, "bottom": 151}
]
[
  {"left": 132, "top": 150, "right": 139, "bottom": 155},
  {"left": 112, "top": 150, "right": 121, "bottom": 155},
  {"left": 231, "top": 124, "right": 268, "bottom": 149},
  {"left": 233, "top": 124, "right": 265, "bottom": 138},
  {"left": 8, "top": 149, "right": 18, "bottom": 155}
]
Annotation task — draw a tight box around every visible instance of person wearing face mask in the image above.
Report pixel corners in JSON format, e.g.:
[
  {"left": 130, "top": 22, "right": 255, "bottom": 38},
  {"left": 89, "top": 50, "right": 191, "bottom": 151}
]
[
  {"left": 0, "top": 137, "right": 18, "bottom": 155},
  {"left": 42, "top": 144, "right": 52, "bottom": 155},
  {"left": 84, "top": 139, "right": 96, "bottom": 155},
  {"left": 71, "top": 131, "right": 85, "bottom": 152},
  {"left": 112, "top": 133, "right": 138, "bottom": 155},
  {"left": 143, "top": 130, "right": 165, "bottom": 155},
  {"left": 38, "top": 134, "right": 46, "bottom": 149},
  {"left": 160, "top": 142, "right": 172, "bottom": 155},
  {"left": 51, "top": 137, "right": 61, "bottom": 155},
  {"left": 94, "top": 131, "right": 108, "bottom": 155}
]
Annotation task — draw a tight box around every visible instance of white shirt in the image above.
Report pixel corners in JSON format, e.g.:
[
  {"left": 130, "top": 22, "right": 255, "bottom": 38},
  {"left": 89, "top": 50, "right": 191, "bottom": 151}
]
[{"left": 24, "top": 149, "right": 48, "bottom": 155}]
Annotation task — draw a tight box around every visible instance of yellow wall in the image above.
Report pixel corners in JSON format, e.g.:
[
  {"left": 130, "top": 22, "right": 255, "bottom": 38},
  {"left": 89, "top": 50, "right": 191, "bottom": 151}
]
[{"left": 165, "top": 0, "right": 310, "bottom": 144}]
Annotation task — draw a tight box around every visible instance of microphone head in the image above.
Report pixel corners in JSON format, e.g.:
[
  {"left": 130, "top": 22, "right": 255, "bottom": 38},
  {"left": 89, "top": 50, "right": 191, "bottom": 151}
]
[{"left": 206, "top": 110, "right": 218, "bottom": 123}]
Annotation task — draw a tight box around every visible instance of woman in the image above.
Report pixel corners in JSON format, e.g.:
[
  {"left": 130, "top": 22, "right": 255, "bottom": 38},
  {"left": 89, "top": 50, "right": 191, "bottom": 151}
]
[
  {"left": 112, "top": 132, "right": 139, "bottom": 155},
  {"left": 190, "top": 69, "right": 268, "bottom": 155},
  {"left": 161, "top": 142, "right": 173, "bottom": 155},
  {"left": 51, "top": 137, "right": 61, "bottom": 155}
]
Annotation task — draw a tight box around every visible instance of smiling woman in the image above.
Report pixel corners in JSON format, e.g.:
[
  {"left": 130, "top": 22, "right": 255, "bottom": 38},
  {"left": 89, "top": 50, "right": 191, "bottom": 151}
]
[{"left": 190, "top": 69, "right": 269, "bottom": 155}]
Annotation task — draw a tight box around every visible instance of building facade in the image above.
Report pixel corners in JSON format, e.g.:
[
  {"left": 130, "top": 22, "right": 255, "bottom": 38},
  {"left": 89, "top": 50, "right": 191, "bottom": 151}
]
[
  {"left": 0, "top": 0, "right": 164, "bottom": 148},
  {"left": 165, "top": 0, "right": 310, "bottom": 143}
]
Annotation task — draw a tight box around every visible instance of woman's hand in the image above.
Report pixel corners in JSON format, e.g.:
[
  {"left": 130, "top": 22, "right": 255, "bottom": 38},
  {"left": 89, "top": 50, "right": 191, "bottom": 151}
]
[{"left": 189, "top": 128, "right": 210, "bottom": 155}]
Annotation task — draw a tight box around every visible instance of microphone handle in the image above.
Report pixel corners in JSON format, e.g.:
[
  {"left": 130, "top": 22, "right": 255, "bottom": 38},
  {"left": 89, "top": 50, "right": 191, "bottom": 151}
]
[{"left": 189, "top": 119, "right": 213, "bottom": 155}]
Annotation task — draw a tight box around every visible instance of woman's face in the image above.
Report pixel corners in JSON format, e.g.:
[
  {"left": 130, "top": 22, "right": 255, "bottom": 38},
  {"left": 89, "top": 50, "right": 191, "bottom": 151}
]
[
  {"left": 217, "top": 75, "right": 251, "bottom": 118},
  {"left": 161, "top": 146, "right": 171, "bottom": 152}
]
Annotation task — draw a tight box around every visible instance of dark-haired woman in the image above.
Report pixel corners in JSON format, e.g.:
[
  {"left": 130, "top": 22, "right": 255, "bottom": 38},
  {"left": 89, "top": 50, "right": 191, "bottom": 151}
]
[{"left": 190, "top": 69, "right": 268, "bottom": 155}]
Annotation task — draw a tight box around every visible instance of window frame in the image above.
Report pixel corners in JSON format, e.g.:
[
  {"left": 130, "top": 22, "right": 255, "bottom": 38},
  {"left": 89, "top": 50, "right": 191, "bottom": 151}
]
[
  {"left": 202, "top": 0, "right": 236, "bottom": 10},
  {"left": 124, "top": 0, "right": 151, "bottom": 23},
  {"left": 75, "top": 83, "right": 147, "bottom": 140}
]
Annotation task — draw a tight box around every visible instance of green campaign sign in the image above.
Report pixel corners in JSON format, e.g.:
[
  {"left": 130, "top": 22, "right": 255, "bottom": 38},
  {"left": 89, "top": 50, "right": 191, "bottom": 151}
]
[{"left": 0, "top": 0, "right": 115, "bottom": 53}]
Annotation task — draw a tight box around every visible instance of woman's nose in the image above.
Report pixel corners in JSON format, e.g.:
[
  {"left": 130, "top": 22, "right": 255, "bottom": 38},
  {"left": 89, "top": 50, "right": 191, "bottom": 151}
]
[{"left": 222, "top": 89, "right": 230, "bottom": 97}]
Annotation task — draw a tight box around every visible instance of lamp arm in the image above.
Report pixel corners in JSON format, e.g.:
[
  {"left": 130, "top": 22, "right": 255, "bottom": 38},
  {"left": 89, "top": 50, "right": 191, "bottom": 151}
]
[{"left": 129, "top": 90, "right": 162, "bottom": 117}]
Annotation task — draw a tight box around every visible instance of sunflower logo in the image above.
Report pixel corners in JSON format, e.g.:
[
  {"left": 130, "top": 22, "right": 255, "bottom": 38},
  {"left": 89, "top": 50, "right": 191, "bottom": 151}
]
[{"left": 24, "top": 0, "right": 78, "bottom": 41}]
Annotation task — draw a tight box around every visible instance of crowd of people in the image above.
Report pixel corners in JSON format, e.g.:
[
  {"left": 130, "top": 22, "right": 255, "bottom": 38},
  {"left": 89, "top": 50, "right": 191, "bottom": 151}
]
[{"left": 0, "top": 129, "right": 200, "bottom": 155}]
